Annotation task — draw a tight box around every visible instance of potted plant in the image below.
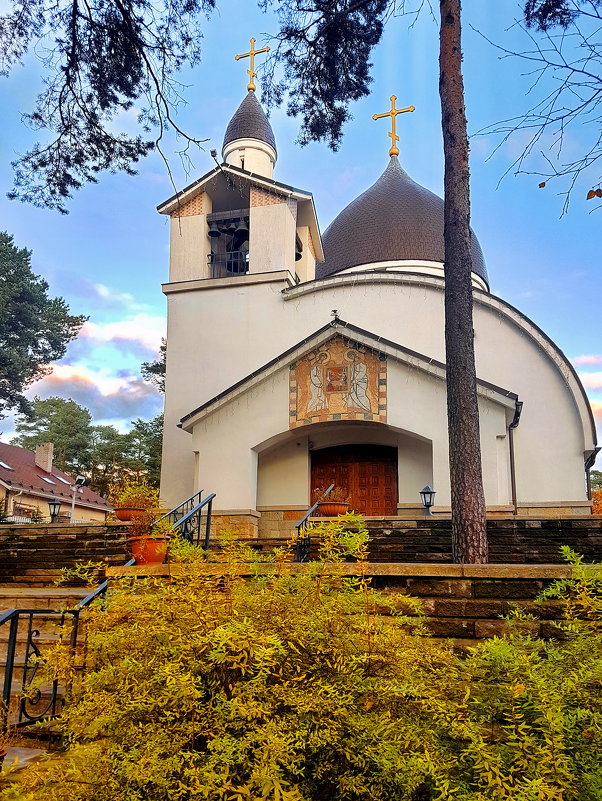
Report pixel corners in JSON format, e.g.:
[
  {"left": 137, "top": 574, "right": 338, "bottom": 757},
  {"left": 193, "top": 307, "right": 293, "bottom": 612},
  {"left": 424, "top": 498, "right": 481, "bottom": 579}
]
[
  {"left": 126, "top": 512, "right": 173, "bottom": 565},
  {"left": 113, "top": 480, "right": 160, "bottom": 521},
  {"left": 312, "top": 486, "right": 351, "bottom": 517}
]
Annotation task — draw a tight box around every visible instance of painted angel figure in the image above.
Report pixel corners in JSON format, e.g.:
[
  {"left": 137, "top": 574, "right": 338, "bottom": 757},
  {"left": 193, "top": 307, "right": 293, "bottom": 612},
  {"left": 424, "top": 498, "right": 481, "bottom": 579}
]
[
  {"left": 345, "top": 362, "right": 371, "bottom": 412},
  {"left": 308, "top": 365, "right": 327, "bottom": 412}
]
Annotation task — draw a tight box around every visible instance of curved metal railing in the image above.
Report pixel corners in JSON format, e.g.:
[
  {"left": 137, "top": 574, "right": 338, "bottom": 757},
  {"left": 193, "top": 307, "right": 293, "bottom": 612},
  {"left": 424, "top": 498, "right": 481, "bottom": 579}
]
[{"left": 293, "top": 483, "right": 334, "bottom": 562}]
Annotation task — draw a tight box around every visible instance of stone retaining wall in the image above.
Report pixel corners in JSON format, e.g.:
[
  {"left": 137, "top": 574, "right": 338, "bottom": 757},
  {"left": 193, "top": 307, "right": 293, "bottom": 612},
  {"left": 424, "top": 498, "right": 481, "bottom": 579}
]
[
  {"left": 255, "top": 516, "right": 602, "bottom": 563},
  {"left": 106, "top": 561, "right": 576, "bottom": 643},
  {"left": 0, "top": 523, "right": 130, "bottom": 584}
]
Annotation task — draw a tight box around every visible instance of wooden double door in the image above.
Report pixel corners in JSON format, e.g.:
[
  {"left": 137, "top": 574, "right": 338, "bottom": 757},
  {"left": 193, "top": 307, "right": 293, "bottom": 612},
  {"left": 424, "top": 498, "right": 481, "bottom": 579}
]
[{"left": 311, "top": 444, "right": 398, "bottom": 516}]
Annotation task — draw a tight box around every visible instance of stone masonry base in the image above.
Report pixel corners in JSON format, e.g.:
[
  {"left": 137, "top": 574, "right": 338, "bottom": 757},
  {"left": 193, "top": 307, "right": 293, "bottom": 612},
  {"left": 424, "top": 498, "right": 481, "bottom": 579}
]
[{"left": 107, "top": 562, "right": 577, "bottom": 643}]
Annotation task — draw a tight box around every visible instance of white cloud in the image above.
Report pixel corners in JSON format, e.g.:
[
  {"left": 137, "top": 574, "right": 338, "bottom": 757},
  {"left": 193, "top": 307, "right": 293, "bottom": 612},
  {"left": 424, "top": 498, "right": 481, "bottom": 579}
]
[
  {"left": 80, "top": 313, "right": 166, "bottom": 354},
  {"left": 574, "top": 355, "right": 602, "bottom": 367},
  {"left": 92, "top": 283, "right": 137, "bottom": 306},
  {"left": 579, "top": 372, "right": 602, "bottom": 391},
  {"left": 28, "top": 364, "right": 163, "bottom": 421}
]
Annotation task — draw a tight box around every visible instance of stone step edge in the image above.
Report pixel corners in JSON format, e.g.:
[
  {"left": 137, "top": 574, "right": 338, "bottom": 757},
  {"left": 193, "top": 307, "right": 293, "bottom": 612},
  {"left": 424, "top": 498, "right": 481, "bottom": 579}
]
[{"left": 106, "top": 562, "right": 575, "bottom": 579}]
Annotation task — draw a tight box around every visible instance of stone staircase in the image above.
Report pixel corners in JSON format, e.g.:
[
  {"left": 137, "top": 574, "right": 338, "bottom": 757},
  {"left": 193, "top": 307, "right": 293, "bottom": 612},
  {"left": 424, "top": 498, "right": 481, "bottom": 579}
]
[{"left": 0, "top": 522, "right": 129, "bottom": 750}]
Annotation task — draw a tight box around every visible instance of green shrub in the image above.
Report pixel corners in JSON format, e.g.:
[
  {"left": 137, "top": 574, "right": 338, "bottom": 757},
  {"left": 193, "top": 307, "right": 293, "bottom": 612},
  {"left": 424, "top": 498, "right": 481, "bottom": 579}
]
[{"left": 3, "top": 533, "right": 601, "bottom": 801}]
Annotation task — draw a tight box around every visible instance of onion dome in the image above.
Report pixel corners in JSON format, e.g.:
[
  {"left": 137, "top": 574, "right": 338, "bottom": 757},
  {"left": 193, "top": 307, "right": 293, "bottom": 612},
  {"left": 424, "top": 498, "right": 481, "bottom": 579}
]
[
  {"left": 222, "top": 91, "right": 277, "bottom": 154},
  {"left": 317, "top": 156, "right": 488, "bottom": 287}
]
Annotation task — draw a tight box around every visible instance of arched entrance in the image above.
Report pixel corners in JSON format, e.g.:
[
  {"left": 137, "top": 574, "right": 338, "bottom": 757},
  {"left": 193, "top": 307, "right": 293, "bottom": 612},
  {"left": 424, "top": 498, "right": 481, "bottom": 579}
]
[{"left": 311, "top": 444, "right": 398, "bottom": 516}]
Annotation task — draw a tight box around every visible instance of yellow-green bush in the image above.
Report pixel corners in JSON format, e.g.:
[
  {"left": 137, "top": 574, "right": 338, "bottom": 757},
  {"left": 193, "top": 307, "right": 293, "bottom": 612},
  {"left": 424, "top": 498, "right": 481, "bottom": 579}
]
[{"left": 2, "top": 530, "right": 601, "bottom": 801}]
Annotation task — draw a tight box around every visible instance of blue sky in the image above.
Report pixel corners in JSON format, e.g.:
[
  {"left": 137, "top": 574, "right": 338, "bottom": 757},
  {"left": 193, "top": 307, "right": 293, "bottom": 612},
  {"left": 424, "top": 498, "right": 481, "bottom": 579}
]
[{"left": 0, "top": 0, "right": 601, "bottom": 454}]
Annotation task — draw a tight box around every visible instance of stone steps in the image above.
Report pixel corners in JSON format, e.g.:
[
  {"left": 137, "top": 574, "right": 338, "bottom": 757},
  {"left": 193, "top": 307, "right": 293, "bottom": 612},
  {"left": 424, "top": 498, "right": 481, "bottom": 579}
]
[{"left": 0, "top": 587, "right": 90, "bottom": 613}]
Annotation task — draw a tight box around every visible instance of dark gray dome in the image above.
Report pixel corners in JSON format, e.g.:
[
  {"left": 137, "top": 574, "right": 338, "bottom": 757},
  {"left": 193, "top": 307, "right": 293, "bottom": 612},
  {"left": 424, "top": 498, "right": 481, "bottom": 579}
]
[
  {"left": 317, "top": 156, "right": 488, "bottom": 286},
  {"left": 222, "top": 91, "right": 277, "bottom": 154}
]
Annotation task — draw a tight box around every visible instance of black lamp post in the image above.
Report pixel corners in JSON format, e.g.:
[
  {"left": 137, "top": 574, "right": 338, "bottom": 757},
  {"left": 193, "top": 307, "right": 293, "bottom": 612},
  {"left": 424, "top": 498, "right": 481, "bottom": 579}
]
[
  {"left": 420, "top": 485, "right": 436, "bottom": 516},
  {"left": 48, "top": 497, "right": 61, "bottom": 523}
]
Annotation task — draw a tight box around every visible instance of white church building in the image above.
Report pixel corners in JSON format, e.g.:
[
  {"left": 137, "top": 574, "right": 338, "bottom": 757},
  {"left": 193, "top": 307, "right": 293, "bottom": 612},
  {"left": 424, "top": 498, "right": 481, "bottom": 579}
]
[{"left": 158, "top": 77, "right": 597, "bottom": 537}]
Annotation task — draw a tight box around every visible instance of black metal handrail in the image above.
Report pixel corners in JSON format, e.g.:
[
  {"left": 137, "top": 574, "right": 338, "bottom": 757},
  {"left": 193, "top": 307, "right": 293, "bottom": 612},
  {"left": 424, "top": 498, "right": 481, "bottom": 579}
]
[
  {"left": 171, "top": 493, "right": 215, "bottom": 549},
  {"left": 1, "top": 487, "right": 217, "bottom": 733},
  {"left": 294, "top": 483, "right": 335, "bottom": 562},
  {"left": 154, "top": 489, "right": 203, "bottom": 528},
  {"left": 1, "top": 607, "right": 79, "bottom": 731},
  {"left": 0, "top": 558, "right": 137, "bottom": 733}
]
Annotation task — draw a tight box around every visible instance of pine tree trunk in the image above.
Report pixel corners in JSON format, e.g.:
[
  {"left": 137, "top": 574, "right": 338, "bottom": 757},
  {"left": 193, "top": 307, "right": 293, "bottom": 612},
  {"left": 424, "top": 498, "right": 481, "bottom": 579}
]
[{"left": 439, "top": 0, "right": 488, "bottom": 563}]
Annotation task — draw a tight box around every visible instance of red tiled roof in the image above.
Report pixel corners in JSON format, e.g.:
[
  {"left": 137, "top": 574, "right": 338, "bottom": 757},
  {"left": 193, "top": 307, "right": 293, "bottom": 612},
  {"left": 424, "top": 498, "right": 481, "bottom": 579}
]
[{"left": 0, "top": 442, "right": 112, "bottom": 511}]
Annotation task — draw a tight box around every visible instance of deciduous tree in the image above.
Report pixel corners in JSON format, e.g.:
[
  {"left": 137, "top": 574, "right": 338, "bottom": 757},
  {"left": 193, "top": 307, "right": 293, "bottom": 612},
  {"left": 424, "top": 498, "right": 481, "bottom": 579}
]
[{"left": 480, "top": 0, "right": 602, "bottom": 210}]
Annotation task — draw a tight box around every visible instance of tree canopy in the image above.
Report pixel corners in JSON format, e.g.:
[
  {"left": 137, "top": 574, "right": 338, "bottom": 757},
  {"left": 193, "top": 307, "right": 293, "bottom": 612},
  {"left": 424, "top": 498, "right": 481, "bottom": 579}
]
[
  {"left": 0, "top": 232, "right": 85, "bottom": 418},
  {"left": 12, "top": 396, "right": 163, "bottom": 491},
  {"left": 1, "top": 0, "right": 216, "bottom": 212},
  {"left": 141, "top": 339, "right": 166, "bottom": 394},
  {"left": 13, "top": 396, "right": 93, "bottom": 472}
]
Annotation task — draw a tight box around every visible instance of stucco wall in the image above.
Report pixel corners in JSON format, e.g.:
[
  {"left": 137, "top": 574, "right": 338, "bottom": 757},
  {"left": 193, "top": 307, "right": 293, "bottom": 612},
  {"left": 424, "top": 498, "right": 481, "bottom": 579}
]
[
  {"left": 249, "top": 204, "right": 296, "bottom": 274},
  {"left": 188, "top": 353, "right": 514, "bottom": 511},
  {"left": 161, "top": 273, "right": 592, "bottom": 511},
  {"left": 169, "top": 211, "right": 212, "bottom": 282}
]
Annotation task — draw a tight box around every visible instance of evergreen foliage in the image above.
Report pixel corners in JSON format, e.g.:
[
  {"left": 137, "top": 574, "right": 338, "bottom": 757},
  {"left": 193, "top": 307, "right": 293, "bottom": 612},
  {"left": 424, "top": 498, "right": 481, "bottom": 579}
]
[
  {"left": 1, "top": 0, "right": 216, "bottom": 212},
  {"left": 13, "top": 398, "right": 163, "bottom": 490},
  {"left": 141, "top": 339, "right": 166, "bottom": 394},
  {"left": 3, "top": 534, "right": 601, "bottom": 800},
  {"left": 0, "top": 232, "right": 85, "bottom": 418},
  {"left": 14, "top": 396, "right": 93, "bottom": 473}
]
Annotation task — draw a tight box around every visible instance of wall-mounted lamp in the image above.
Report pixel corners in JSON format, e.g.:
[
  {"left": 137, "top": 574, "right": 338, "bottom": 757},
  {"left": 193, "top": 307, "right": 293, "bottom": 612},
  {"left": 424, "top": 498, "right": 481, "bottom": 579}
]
[{"left": 419, "top": 485, "right": 436, "bottom": 516}]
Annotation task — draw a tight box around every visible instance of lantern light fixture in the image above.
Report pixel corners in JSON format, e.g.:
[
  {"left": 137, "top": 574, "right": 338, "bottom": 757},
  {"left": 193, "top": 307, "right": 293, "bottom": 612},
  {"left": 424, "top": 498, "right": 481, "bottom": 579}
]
[
  {"left": 48, "top": 497, "right": 62, "bottom": 523},
  {"left": 419, "top": 485, "right": 436, "bottom": 516}
]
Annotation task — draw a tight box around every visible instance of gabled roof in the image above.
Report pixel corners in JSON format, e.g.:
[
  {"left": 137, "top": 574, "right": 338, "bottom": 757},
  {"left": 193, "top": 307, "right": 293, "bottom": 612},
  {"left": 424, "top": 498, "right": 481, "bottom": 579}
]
[
  {"left": 0, "top": 442, "right": 112, "bottom": 511},
  {"left": 179, "top": 318, "right": 519, "bottom": 432},
  {"left": 157, "top": 163, "right": 324, "bottom": 262}
]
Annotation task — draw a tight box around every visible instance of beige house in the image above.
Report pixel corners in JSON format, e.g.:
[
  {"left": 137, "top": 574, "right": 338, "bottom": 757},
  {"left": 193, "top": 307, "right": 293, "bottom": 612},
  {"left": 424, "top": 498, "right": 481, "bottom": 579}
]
[
  {"left": 158, "top": 87, "right": 598, "bottom": 537},
  {"left": 0, "top": 442, "right": 111, "bottom": 523}
]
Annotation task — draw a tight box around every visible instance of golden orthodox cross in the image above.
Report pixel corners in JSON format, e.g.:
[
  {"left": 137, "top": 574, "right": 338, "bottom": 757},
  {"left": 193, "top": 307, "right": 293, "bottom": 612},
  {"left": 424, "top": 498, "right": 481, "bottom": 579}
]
[
  {"left": 234, "top": 37, "right": 270, "bottom": 92},
  {"left": 372, "top": 96, "right": 415, "bottom": 156}
]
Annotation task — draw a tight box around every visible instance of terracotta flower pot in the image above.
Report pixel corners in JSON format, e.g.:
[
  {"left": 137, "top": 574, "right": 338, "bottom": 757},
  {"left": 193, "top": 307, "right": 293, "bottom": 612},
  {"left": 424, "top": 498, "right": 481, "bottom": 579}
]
[
  {"left": 115, "top": 507, "right": 145, "bottom": 522},
  {"left": 316, "top": 502, "right": 350, "bottom": 517},
  {"left": 127, "top": 535, "right": 170, "bottom": 565}
]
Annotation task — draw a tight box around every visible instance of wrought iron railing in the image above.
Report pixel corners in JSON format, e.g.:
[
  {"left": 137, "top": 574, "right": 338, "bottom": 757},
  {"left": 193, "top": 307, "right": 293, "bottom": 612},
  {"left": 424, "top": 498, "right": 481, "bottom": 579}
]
[
  {"left": 1, "top": 489, "right": 217, "bottom": 733},
  {"left": 293, "top": 484, "right": 334, "bottom": 562},
  {"left": 170, "top": 493, "right": 215, "bottom": 549},
  {"left": 155, "top": 489, "right": 204, "bottom": 529},
  {"left": 1, "top": 608, "right": 77, "bottom": 730},
  {"left": 209, "top": 252, "right": 249, "bottom": 278},
  {"left": 0, "top": 559, "right": 136, "bottom": 733}
]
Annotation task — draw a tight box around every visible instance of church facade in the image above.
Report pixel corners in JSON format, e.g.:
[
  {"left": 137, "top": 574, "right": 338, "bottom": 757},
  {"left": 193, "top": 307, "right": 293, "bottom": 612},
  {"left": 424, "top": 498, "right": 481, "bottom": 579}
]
[{"left": 158, "top": 75, "right": 597, "bottom": 536}]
